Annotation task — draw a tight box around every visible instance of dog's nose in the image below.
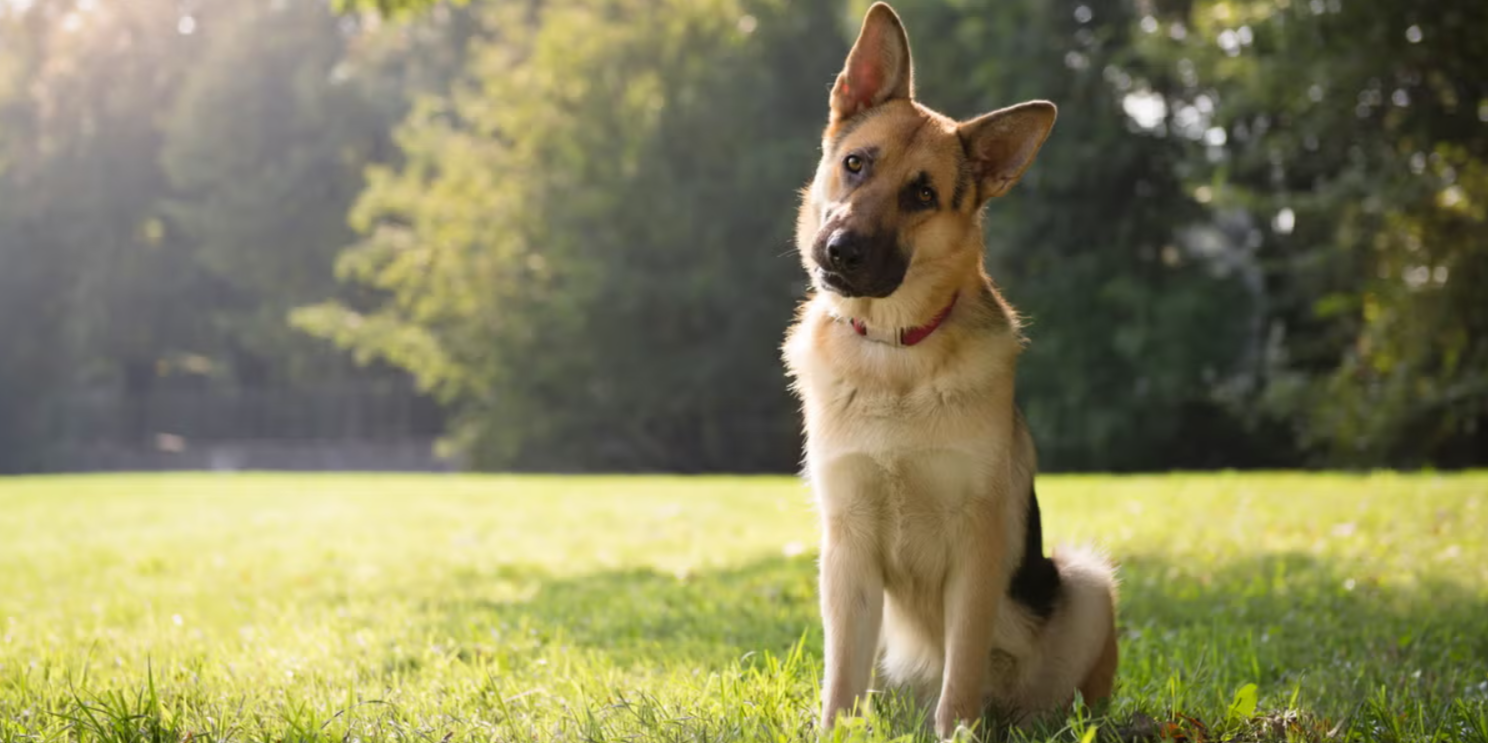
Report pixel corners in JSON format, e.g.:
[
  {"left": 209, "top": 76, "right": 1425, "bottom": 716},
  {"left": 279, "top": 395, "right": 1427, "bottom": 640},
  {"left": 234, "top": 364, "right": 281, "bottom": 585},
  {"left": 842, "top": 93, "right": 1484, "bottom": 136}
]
[{"left": 826, "top": 231, "right": 864, "bottom": 271}]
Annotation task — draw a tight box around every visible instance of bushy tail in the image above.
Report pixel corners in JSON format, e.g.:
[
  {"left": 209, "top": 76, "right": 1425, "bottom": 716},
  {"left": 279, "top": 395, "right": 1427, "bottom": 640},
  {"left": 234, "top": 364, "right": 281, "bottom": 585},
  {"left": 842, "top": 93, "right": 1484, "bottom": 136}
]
[
  {"left": 1053, "top": 544, "right": 1119, "bottom": 703},
  {"left": 1018, "top": 544, "right": 1119, "bottom": 713}
]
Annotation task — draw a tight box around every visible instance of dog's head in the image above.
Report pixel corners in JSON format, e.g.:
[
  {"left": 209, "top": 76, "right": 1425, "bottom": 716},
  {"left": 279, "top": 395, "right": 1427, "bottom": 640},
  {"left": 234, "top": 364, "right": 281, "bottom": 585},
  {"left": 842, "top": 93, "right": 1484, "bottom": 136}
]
[{"left": 798, "top": 2, "right": 1056, "bottom": 302}]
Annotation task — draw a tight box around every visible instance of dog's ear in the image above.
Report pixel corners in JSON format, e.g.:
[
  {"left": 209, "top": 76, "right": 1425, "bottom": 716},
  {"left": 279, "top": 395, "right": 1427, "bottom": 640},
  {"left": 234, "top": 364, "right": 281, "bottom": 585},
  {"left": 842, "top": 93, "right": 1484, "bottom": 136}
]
[
  {"left": 830, "top": 3, "right": 913, "bottom": 125},
  {"left": 958, "top": 101, "right": 1057, "bottom": 201}
]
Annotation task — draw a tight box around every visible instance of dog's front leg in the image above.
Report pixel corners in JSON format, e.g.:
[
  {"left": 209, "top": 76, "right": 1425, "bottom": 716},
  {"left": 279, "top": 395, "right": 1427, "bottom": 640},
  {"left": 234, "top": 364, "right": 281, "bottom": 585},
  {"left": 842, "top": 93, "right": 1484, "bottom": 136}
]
[
  {"left": 819, "top": 523, "right": 883, "bottom": 732},
  {"left": 935, "top": 512, "right": 1003, "bottom": 739}
]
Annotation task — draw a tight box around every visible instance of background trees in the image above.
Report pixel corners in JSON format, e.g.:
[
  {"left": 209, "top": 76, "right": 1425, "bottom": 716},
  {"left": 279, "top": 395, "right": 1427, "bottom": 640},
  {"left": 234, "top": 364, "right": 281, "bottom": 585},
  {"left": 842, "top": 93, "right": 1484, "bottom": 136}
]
[
  {"left": 1158, "top": 0, "right": 1488, "bottom": 467},
  {"left": 1, "top": 0, "right": 1481, "bottom": 472},
  {"left": 295, "top": 0, "right": 843, "bottom": 471}
]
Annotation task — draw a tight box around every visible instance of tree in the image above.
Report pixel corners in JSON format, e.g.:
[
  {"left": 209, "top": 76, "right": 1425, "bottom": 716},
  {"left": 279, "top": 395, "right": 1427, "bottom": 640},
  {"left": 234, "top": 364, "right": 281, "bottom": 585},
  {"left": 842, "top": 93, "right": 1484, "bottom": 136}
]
[
  {"left": 0, "top": 0, "right": 462, "bottom": 470},
  {"left": 6, "top": 0, "right": 1478, "bottom": 472},
  {"left": 1140, "top": 0, "right": 1488, "bottom": 465},
  {"left": 160, "top": 1, "right": 394, "bottom": 387},
  {"left": 0, "top": 0, "right": 222, "bottom": 468},
  {"left": 297, "top": 0, "right": 845, "bottom": 471}
]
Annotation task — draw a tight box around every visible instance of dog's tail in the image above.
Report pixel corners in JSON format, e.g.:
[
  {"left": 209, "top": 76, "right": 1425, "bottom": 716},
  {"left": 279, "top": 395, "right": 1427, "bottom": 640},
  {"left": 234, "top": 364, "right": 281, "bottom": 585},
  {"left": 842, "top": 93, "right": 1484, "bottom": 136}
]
[
  {"left": 1019, "top": 544, "right": 1119, "bottom": 712},
  {"left": 1056, "top": 544, "right": 1120, "bottom": 703}
]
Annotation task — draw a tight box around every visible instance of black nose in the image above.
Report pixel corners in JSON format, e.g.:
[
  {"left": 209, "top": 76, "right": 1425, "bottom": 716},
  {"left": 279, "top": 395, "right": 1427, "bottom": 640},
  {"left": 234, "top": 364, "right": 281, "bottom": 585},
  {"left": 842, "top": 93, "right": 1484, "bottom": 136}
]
[{"left": 826, "top": 231, "right": 864, "bottom": 271}]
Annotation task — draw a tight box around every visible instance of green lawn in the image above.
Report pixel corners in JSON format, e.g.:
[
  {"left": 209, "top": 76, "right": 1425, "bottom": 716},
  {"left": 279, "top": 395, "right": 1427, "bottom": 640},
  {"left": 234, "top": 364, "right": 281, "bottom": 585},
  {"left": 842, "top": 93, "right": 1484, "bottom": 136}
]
[{"left": 1, "top": 473, "right": 1485, "bottom": 742}]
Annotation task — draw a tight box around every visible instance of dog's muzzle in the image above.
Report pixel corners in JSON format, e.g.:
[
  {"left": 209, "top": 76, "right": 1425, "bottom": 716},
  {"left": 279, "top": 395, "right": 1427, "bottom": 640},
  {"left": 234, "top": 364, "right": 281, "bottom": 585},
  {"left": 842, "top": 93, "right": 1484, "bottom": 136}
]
[{"left": 811, "top": 228, "right": 908, "bottom": 298}]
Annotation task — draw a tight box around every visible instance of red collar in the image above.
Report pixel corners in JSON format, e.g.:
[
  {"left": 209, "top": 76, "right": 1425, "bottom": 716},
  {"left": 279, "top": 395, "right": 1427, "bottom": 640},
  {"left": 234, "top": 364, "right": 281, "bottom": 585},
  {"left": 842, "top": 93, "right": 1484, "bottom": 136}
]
[{"left": 848, "top": 294, "right": 957, "bottom": 347}]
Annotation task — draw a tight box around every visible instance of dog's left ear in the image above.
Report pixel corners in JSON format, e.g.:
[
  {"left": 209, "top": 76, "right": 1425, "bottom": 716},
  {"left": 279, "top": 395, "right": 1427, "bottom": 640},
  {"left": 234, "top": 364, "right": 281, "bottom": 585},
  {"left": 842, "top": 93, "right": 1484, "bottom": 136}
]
[
  {"left": 830, "top": 3, "right": 914, "bottom": 125},
  {"left": 958, "top": 101, "right": 1057, "bottom": 201}
]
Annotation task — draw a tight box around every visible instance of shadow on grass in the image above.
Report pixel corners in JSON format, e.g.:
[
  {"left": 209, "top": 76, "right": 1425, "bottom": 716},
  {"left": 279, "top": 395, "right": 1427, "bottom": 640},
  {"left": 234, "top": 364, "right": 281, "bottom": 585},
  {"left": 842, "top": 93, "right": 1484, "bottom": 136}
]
[
  {"left": 430, "top": 554, "right": 824, "bottom": 668},
  {"left": 433, "top": 549, "right": 1486, "bottom": 709},
  {"left": 40, "top": 550, "right": 1483, "bottom": 743}
]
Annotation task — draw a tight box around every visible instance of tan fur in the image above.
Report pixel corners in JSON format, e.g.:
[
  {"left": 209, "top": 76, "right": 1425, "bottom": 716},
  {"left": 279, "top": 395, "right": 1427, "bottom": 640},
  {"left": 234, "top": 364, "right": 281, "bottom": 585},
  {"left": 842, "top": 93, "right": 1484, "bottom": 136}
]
[
  {"left": 1079, "top": 591, "right": 1121, "bottom": 703},
  {"left": 782, "top": 4, "right": 1118, "bottom": 738}
]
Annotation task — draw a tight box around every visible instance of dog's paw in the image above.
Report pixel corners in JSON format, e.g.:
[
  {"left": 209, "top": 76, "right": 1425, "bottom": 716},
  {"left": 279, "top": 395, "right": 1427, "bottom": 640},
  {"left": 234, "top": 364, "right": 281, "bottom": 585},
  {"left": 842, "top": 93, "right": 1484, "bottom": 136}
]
[
  {"left": 934, "top": 707, "right": 980, "bottom": 741},
  {"left": 935, "top": 720, "right": 980, "bottom": 743}
]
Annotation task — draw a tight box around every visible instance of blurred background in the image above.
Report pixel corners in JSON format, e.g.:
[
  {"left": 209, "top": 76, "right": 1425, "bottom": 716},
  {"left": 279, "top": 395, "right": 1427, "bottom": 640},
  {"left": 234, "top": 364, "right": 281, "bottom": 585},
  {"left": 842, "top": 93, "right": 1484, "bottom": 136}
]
[{"left": 0, "top": 0, "right": 1482, "bottom": 475}]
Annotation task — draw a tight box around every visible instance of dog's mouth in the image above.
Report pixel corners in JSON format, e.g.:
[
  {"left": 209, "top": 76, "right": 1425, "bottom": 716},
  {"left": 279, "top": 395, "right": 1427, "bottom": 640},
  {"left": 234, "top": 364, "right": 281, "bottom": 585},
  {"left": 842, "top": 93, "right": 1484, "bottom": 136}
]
[
  {"left": 814, "top": 266, "right": 901, "bottom": 299},
  {"left": 815, "top": 268, "right": 856, "bottom": 295}
]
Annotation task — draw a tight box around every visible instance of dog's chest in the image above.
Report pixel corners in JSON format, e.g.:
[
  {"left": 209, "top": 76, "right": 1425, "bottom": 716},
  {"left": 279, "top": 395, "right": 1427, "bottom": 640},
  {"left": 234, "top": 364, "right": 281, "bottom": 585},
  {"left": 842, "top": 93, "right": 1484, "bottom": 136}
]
[
  {"left": 789, "top": 309, "right": 1019, "bottom": 590},
  {"left": 876, "top": 450, "right": 990, "bottom": 594},
  {"left": 810, "top": 370, "right": 1000, "bottom": 466},
  {"left": 811, "top": 385, "right": 999, "bottom": 592}
]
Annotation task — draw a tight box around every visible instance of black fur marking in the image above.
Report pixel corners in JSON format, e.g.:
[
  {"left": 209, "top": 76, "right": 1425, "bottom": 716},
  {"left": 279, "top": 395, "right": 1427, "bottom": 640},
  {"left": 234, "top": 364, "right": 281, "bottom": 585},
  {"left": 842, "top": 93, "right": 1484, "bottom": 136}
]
[
  {"left": 1007, "top": 484, "right": 1061, "bottom": 620},
  {"left": 951, "top": 149, "right": 974, "bottom": 210},
  {"left": 898, "top": 171, "right": 938, "bottom": 212}
]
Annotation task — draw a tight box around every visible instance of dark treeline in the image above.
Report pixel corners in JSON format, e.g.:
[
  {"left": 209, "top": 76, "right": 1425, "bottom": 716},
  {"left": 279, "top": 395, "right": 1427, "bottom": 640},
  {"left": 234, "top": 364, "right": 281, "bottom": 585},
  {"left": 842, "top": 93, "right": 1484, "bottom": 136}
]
[{"left": 0, "top": 0, "right": 1482, "bottom": 473}]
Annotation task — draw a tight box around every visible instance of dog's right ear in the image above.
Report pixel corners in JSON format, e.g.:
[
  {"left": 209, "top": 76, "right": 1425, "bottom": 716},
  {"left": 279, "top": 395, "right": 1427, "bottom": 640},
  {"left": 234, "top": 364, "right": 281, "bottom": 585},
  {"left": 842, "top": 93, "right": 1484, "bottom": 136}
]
[{"left": 830, "top": 3, "right": 913, "bottom": 126}]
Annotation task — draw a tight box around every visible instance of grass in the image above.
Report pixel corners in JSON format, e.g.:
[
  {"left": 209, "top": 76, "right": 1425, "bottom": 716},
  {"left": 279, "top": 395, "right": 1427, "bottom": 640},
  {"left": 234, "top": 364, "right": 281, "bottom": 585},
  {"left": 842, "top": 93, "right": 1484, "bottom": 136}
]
[{"left": 0, "top": 472, "right": 1485, "bottom": 742}]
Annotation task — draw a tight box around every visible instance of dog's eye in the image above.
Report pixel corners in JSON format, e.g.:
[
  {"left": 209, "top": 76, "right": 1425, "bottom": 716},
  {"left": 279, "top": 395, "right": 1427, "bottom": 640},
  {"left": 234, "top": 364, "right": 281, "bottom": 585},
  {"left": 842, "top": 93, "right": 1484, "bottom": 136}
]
[
  {"left": 843, "top": 154, "right": 864, "bottom": 174},
  {"left": 917, "top": 186, "right": 935, "bottom": 204}
]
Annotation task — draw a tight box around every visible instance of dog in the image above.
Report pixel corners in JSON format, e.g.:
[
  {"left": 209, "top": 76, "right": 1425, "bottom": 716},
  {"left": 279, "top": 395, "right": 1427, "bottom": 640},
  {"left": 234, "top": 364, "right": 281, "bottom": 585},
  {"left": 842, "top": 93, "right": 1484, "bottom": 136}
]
[{"left": 781, "top": 3, "right": 1119, "bottom": 738}]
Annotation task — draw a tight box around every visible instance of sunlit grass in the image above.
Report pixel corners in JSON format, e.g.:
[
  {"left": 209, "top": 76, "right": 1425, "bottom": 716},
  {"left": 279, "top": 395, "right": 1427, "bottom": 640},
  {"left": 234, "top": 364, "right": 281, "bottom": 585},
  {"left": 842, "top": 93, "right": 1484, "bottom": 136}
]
[{"left": 1, "top": 472, "right": 1485, "bottom": 742}]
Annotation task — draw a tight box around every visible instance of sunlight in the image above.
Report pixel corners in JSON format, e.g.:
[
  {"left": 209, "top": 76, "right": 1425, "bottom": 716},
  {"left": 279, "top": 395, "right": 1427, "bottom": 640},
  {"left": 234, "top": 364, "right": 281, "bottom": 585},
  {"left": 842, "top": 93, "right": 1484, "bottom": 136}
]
[
  {"left": 1122, "top": 89, "right": 1168, "bottom": 130},
  {"left": 2, "top": 0, "right": 105, "bottom": 15},
  {"left": 3, "top": 0, "right": 108, "bottom": 23}
]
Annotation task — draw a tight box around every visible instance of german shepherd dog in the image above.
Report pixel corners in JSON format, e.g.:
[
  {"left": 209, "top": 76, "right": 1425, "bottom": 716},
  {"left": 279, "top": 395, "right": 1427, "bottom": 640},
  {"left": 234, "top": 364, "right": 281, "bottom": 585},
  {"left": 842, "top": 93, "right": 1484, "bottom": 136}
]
[{"left": 782, "top": 3, "right": 1118, "bottom": 737}]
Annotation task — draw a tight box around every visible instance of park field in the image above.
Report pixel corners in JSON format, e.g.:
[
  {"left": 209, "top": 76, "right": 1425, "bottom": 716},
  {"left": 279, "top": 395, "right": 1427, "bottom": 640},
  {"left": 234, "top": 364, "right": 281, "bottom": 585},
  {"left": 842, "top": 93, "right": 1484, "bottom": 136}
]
[{"left": 1, "top": 473, "right": 1485, "bottom": 742}]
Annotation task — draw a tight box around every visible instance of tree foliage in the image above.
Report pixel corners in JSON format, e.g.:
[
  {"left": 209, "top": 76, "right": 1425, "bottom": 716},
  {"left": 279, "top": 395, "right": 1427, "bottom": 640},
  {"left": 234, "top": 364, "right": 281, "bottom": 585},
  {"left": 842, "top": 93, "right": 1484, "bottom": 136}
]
[
  {"left": 2, "top": 0, "right": 1482, "bottom": 471},
  {"left": 160, "top": 1, "right": 389, "bottom": 385},
  {"left": 0, "top": 0, "right": 456, "bottom": 470},
  {"left": 297, "top": 0, "right": 843, "bottom": 470},
  {"left": 1140, "top": 0, "right": 1488, "bottom": 466}
]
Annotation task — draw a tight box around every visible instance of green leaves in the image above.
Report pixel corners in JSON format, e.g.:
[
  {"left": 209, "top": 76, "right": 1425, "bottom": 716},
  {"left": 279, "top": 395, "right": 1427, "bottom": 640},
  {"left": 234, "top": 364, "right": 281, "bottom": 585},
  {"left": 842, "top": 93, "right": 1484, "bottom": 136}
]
[
  {"left": 311, "top": 0, "right": 841, "bottom": 471},
  {"left": 1228, "top": 682, "right": 1259, "bottom": 722},
  {"left": 331, "top": 0, "right": 468, "bottom": 17},
  {"left": 2, "top": 0, "right": 1484, "bottom": 472}
]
